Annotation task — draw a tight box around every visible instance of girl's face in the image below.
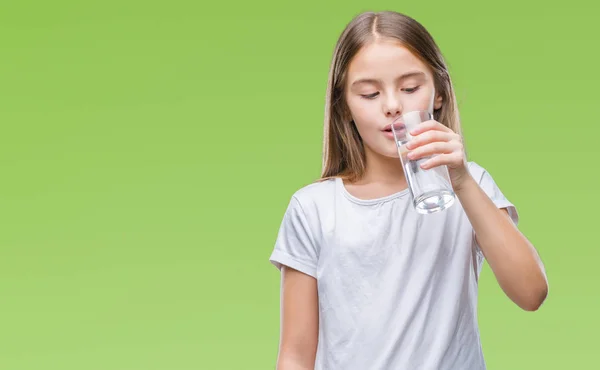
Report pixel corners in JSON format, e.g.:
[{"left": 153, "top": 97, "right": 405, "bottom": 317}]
[{"left": 345, "top": 38, "right": 442, "bottom": 158}]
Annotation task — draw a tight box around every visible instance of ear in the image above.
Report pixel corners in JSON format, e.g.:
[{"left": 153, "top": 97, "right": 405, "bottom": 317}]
[{"left": 434, "top": 93, "right": 443, "bottom": 110}]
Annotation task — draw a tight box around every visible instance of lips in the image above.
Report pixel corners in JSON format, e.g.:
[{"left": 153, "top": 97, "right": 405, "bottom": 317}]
[
  {"left": 382, "top": 122, "right": 405, "bottom": 132},
  {"left": 382, "top": 122, "right": 406, "bottom": 140}
]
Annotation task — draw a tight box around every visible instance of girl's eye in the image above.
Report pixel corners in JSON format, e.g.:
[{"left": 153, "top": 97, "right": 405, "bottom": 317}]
[
  {"left": 361, "top": 92, "right": 379, "bottom": 99},
  {"left": 403, "top": 86, "right": 420, "bottom": 93}
]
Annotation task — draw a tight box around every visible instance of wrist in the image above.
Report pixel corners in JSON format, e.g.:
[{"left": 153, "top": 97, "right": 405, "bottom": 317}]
[{"left": 452, "top": 171, "right": 476, "bottom": 195}]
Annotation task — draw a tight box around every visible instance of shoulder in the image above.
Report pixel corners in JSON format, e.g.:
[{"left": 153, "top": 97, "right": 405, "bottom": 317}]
[
  {"left": 466, "top": 160, "right": 518, "bottom": 222},
  {"left": 467, "top": 161, "right": 505, "bottom": 189},
  {"left": 271, "top": 178, "right": 336, "bottom": 258},
  {"left": 466, "top": 160, "right": 505, "bottom": 189},
  {"left": 466, "top": 161, "right": 489, "bottom": 182},
  {"left": 289, "top": 177, "right": 338, "bottom": 211}
]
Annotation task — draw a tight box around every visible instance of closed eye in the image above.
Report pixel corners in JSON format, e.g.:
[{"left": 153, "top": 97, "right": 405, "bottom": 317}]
[
  {"left": 361, "top": 92, "right": 379, "bottom": 99},
  {"left": 361, "top": 86, "right": 419, "bottom": 99},
  {"left": 403, "top": 86, "right": 420, "bottom": 93}
]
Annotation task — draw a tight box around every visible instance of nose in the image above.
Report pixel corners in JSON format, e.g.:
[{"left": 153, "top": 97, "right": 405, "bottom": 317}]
[{"left": 383, "top": 95, "right": 402, "bottom": 118}]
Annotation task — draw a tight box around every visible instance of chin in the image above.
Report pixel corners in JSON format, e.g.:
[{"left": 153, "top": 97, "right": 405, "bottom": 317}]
[
  {"left": 382, "top": 144, "right": 400, "bottom": 158},
  {"left": 371, "top": 147, "right": 400, "bottom": 159},
  {"left": 364, "top": 140, "right": 400, "bottom": 159},
  {"left": 384, "top": 151, "right": 400, "bottom": 159}
]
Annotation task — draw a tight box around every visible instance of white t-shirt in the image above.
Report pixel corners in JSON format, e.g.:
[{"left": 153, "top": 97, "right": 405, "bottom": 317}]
[{"left": 269, "top": 161, "right": 518, "bottom": 370}]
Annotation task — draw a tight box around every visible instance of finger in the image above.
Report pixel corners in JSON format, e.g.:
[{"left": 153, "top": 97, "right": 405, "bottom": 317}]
[
  {"left": 408, "top": 141, "right": 458, "bottom": 161},
  {"left": 409, "top": 120, "right": 453, "bottom": 135},
  {"left": 420, "top": 152, "right": 463, "bottom": 170},
  {"left": 406, "top": 130, "right": 455, "bottom": 150}
]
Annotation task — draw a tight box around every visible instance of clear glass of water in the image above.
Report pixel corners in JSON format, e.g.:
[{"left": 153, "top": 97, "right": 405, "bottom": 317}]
[{"left": 391, "top": 110, "right": 456, "bottom": 214}]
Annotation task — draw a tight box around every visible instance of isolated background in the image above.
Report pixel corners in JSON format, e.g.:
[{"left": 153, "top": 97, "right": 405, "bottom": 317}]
[{"left": 1, "top": 1, "right": 597, "bottom": 369}]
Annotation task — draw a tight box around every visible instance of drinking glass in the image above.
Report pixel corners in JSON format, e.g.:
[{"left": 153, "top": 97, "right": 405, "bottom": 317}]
[{"left": 391, "top": 110, "right": 456, "bottom": 214}]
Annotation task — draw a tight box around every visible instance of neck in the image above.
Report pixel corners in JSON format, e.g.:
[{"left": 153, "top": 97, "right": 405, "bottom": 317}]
[{"left": 357, "top": 147, "right": 407, "bottom": 187}]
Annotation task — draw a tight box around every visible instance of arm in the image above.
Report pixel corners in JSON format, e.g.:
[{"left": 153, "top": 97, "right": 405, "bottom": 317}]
[
  {"left": 276, "top": 266, "right": 319, "bottom": 370},
  {"left": 405, "top": 120, "right": 548, "bottom": 312},
  {"left": 455, "top": 175, "right": 548, "bottom": 311}
]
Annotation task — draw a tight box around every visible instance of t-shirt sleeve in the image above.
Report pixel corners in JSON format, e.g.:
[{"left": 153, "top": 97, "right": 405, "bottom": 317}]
[
  {"left": 269, "top": 195, "right": 320, "bottom": 279},
  {"left": 470, "top": 163, "right": 519, "bottom": 261},
  {"left": 473, "top": 164, "right": 519, "bottom": 226}
]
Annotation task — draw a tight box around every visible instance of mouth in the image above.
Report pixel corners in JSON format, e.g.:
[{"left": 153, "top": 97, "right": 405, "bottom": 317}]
[{"left": 382, "top": 123, "right": 406, "bottom": 134}]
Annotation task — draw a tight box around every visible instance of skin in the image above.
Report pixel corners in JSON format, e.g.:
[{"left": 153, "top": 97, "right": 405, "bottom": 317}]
[
  {"left": 276, "top": 267, "right": 319, "bottom": 370},
  {"left": 276, "top": 37, "right": 548, "bottom": 369}
]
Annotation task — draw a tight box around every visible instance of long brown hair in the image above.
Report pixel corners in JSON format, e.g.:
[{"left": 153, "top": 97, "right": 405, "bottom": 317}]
[{"left": 320, "top": 11, "right": 463, "bottom": 183}]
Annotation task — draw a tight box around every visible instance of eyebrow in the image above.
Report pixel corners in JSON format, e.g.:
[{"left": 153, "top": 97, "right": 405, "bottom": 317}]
[{"left": 351, "top": 71, "right": 426, "bottom": 87}]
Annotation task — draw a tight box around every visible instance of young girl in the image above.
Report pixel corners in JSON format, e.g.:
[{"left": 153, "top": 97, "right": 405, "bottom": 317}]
[{"left": 269, "top": 11, "right": 548, "bottom": 370}]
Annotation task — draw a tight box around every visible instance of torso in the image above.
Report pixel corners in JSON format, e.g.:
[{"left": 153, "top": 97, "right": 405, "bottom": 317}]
[{"left": 294, "top": 168, "right": 487, "bottom": 370}]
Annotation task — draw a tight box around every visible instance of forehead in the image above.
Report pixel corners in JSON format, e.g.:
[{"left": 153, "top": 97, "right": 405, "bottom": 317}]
[{"left": 347, "top": 38, "right": 430, "bottom": 81}]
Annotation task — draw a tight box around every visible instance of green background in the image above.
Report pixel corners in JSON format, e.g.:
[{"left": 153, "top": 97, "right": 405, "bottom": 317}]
[{"left": 1, "top": 0, "right": 597, "bottom": 369}]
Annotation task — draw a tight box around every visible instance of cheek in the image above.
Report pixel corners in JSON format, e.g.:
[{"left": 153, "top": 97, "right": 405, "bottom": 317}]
[
  {"left": 403, "top": 86, "right": 436, "bottom": 111},
  {"left": 347, "top": 100, "right": 382, "bottom": 141},
  {"left": 347, "top": 97, "right": 377, "bottom": 125}
]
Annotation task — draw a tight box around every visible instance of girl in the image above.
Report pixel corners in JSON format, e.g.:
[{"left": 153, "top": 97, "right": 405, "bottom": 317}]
[{"left": 269, "top": 11, "right": 548, "bottom": 370}]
